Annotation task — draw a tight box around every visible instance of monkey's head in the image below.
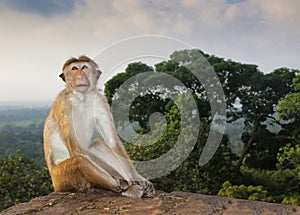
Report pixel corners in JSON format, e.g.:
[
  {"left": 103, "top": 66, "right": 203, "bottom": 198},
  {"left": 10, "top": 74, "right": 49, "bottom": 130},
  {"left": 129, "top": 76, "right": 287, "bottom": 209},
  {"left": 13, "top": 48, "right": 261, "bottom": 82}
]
[{"left": 60, "top": 56, "right": 102, "bottom": 93}]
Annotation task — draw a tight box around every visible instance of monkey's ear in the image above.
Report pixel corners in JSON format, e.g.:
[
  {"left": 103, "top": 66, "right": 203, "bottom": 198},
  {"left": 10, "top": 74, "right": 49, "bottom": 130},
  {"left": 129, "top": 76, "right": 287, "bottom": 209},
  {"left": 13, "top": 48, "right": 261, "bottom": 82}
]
[
  {"left": 96, "top": 70, "right": 102, "bottom": 80},
  {"left": 59, "top": 73, "right": 66, "bottom": 82}
]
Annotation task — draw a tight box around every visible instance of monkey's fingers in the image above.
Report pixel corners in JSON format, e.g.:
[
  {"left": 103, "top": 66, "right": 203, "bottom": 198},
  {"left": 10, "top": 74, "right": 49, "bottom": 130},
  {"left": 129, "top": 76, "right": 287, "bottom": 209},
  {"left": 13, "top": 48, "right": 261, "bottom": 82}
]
[
  {"left": 132, "top": 180, "right": 155, "bottom": 197},
  {"left": 143, "top": 182, "right": 155, "bottom": 197},
  {"left": 116, "top": 178, "right": 129, "bottom": 193}
]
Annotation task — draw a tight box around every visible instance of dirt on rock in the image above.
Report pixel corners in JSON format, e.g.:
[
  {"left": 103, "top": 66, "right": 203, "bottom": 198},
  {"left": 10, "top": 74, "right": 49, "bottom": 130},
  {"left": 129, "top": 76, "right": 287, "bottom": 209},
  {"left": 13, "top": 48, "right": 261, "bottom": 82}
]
[{"left": 1, "top": 189, "right": 300, "bottom": 215}]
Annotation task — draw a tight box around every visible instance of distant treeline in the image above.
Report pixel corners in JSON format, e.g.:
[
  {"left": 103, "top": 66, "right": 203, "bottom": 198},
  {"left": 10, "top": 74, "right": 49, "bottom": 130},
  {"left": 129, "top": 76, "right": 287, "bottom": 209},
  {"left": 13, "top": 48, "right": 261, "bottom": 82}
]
[
  {"left": 0, "top": 106, "right": 247, "bottom": 164},
  {"left": 0, "top": 107, "right": 50, "bottom": 165}
]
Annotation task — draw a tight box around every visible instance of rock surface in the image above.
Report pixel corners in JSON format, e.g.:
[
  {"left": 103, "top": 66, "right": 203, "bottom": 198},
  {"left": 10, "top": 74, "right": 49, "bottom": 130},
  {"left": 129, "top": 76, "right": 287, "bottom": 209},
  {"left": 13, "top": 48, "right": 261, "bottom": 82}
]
[{"left": 1, "top": 189, "right": 300, "bottom": 215}]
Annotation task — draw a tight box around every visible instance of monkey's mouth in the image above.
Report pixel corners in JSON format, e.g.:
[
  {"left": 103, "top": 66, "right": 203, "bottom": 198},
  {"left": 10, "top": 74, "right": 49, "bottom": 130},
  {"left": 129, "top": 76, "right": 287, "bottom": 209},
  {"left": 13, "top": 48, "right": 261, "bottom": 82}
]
[
  {"left": 75, "top": 84, "right": 90, "bottom": 92},
  {"left": 76, "top": 84, "right": 89, "bottom": 87}
]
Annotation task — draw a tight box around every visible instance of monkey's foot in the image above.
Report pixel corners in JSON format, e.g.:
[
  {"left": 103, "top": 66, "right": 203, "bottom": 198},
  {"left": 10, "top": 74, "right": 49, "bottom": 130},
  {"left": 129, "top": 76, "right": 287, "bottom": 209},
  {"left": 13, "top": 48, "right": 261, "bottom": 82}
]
[
  {"left": 133, "top": 180, "right": 155, "bottom": 197},
  {"left": 121, "top": 184, "right": 144, "bottom": 199},
  {"left": 77, "top": 181, "right": 92, "bottom": 192}
]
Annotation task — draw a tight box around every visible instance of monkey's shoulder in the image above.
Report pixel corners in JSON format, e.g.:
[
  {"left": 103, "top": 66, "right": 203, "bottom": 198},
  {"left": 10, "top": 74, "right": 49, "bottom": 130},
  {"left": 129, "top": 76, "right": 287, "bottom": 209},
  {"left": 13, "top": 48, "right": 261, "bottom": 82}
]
[
  {"left": 46, "top": 90, "right": 72, "bottom": 120},
  {"left": 51, "top": 90, "right": 71, "bottom": 105}
]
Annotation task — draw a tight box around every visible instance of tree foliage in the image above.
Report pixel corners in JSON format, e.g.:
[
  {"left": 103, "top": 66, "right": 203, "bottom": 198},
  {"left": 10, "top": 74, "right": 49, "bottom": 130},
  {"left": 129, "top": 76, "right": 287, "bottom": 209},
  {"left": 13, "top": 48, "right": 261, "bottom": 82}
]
[
  {"left": 277, "top": 72, "right": 300, "bottom": 145},
  {"left": 103, "top": 48, "right": 299, "bottom": 205},
  {"left": 0, "top": 151, "right": 52, "bottom": 211},
  {"left": 218, "top": 181, "right": 269, "bottom": 201},
  {"left": 278, "top": 73, "right": 300, "bottom": 120}
]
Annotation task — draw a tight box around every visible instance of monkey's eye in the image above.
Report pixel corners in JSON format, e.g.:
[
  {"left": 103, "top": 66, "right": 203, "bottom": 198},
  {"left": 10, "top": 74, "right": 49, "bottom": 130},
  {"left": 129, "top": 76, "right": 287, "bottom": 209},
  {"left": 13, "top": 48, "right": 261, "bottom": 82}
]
[
  {"left": 82, "top": 64, "right": 88, "bottom": 70},
  {"left": 71, "top": 66, "right": 78, "bottom": 70}
]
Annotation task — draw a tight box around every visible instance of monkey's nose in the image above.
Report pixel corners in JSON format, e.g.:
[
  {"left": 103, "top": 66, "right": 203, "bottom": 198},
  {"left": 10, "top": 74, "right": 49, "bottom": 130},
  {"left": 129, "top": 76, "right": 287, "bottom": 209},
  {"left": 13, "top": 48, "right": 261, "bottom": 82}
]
[{"left": 77, "top": 71, "right": 84, "bottom": 80}]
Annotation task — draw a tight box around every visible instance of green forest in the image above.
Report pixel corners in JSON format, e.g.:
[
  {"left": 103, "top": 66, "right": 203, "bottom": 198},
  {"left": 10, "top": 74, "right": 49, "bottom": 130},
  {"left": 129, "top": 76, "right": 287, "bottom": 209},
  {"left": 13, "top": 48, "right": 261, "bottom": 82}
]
[{"left": 0, "top": 49, "right": 299, "bottom": 211}]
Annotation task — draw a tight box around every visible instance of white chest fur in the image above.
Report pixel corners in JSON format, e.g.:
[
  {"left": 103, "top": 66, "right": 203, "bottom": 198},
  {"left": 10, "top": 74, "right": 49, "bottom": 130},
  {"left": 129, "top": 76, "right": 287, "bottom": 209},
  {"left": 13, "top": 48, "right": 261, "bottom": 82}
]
[{"left": 71, "top": 92, "right": 98, "bottom": 148}]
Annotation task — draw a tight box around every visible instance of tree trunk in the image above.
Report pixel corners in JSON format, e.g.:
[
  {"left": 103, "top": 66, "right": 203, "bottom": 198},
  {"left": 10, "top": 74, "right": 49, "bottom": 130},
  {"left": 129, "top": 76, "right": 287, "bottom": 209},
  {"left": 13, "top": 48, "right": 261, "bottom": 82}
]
[{"left": 236, "top": 117, "right": 260, "bottom": 171}]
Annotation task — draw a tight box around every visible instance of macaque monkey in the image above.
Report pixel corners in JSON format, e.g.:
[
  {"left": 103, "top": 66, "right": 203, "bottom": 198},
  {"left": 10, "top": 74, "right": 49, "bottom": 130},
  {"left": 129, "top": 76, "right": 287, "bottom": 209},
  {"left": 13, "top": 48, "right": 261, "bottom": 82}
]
[{"left": 43, "top": 56, "right": 154, "bottom": 198}]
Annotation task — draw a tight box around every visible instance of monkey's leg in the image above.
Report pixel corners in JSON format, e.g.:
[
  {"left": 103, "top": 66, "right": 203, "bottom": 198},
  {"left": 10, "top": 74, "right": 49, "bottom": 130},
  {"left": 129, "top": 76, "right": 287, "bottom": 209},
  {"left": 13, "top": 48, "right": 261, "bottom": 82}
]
[
  {"left": 51, "top": 154, "right": 128, "bottom": 193},
  {"left": 90, "top": 138, "right": 142, "bottom": 181},
  {"left": 89, "top": 139, "right": 155, "bottom": 197}
]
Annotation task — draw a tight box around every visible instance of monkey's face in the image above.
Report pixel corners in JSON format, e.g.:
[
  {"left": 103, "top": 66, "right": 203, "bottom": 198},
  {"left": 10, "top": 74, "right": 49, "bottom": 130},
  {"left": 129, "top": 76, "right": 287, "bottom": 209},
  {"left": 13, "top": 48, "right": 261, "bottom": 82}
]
[{"left": 63, "top": 62, "right": 101, "bottom": 93}]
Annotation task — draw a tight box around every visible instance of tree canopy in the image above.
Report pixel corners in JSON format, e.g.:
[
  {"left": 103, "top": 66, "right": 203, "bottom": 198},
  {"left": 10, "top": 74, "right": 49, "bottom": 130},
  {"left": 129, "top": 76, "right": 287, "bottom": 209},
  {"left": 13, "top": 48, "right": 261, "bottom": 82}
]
[{"left": 104, "top": 49, "right": 299, "bottom": 204}]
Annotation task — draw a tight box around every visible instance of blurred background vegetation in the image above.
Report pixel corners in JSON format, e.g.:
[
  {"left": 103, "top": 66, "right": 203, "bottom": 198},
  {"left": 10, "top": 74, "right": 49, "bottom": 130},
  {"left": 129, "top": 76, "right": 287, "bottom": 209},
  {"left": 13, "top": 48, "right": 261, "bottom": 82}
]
[{"left": 0, "top": 49, "right": 299, "bottom": 211}]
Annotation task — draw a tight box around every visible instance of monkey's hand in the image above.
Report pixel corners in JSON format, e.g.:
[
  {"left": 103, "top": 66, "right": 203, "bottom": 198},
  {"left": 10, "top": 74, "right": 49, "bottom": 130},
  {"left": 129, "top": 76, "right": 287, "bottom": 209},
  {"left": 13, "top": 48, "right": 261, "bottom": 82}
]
[{"left": 116, "top": 178, "right": 129, "bottom": 193}]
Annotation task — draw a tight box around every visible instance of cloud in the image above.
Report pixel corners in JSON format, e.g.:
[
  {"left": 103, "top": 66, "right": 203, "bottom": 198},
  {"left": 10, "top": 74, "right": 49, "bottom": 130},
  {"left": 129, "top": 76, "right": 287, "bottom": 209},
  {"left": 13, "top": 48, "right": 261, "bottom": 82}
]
[
  {"left": 227, "top": 0, "right": 247, "bottom": 4},
  {"left": 0, "top": 0, "right": 299, "bottom": 100},
  {"left": 1, "top": 0, "right": 79, "bottom": 16}
]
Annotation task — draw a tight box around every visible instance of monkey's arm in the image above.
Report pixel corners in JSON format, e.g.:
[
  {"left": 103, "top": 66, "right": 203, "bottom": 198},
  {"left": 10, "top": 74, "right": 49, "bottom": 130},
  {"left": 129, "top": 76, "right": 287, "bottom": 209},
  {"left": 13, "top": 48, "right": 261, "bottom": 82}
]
[
  {"left": 44, "top": 92, "right": 84, "bottom": 169},
  {"left": 94, "top": 93, "right": 129, "bottom": 156},
  {"left": 92, "top": 93, "right": 146, "bottom": 181},
  {"left": 43, "top": 95, "right": 73, "bottom": 171}
]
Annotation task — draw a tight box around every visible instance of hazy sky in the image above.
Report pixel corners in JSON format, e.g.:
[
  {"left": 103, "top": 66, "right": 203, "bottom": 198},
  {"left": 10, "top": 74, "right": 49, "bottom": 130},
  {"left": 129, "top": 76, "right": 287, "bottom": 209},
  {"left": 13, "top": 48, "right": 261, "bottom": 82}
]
[{"left": 0, "top": 0, "right": 299, "bottom": 101}]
